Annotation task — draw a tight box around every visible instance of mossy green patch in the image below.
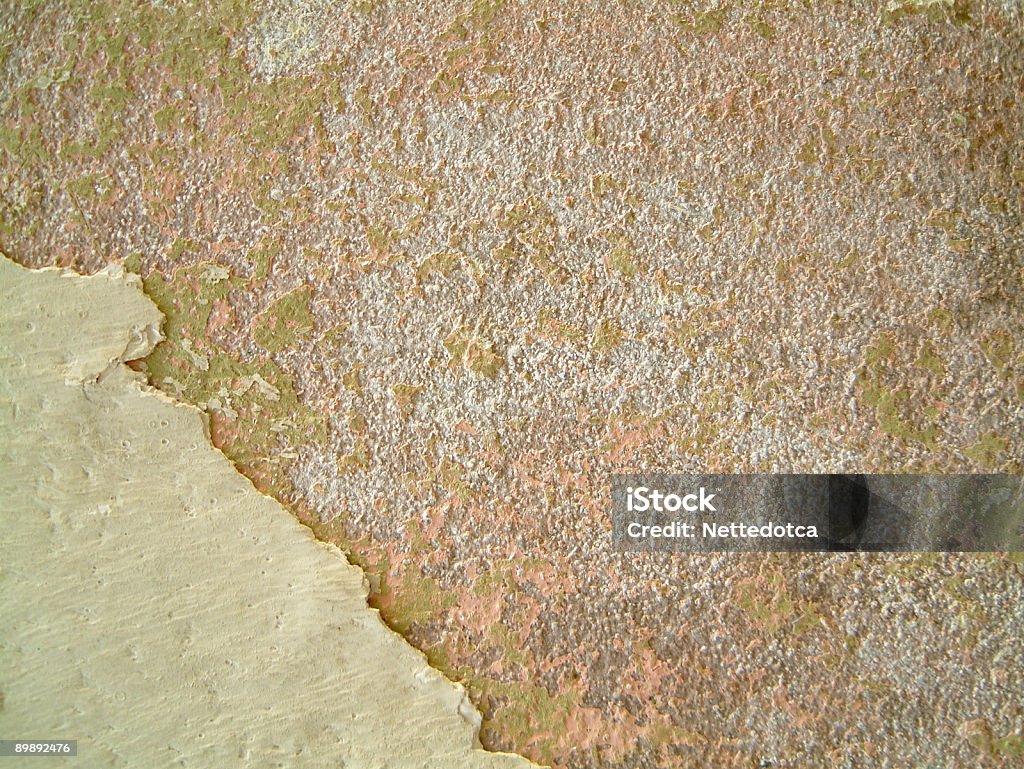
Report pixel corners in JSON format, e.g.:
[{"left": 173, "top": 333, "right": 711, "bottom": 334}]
[
  {"left": 865, "top": 333, "right": 896, "bottom": 365},
  {"left": 67, "top": 172, "right": 113, "bottom": 203},
  {"left": 745, "top": 15, "right": 776, "bottom": 41},
  {"left": 882, "top": 0, "right": 971, "bottom": 25},
  {"left": 252, "top": 286, "right": 315, "bottom": 353},
  {"left": 796, "top": 135, "right": 819, "bottom": 165},
  {"left": 915, "top": 342, "right": 945, "bottom": 377},
  {"left": 605, "top": 237, "right": 638, "bottom": 279},
  {"left": 674, "top": 6, "right": 729, "bottom": 36},
  {"left": 416, "top": 250, "right": 461, "bottom": 282},
  {"left": 925, "top": 206, "right": 960, "bottom": 234},
  {"left": 592, "top": 318, "right": 624, "bottom": 353},
  {"left": 536, "top": 308, "right": 585, "bottom": 345},
  {"left": 590, "top": 174, "right": 620, "bottom": 200},
  {"left": 342, "top": 364, "right": 363, "bottom": 393},
  {"left": 379, "top": 569, "right": 456, "bottom": 635},
  {"left": 140, "top": 262, "right": 326, "bottom": 485},
  {"left": 980, "top": 332, "right": 1015, "bottom": 378},
  {"left": 861, "top": 382, "right": 941, "bottom": 448},
  {"left": 964, "top": 721, "right": 1024, "bottom": 760},
  {"left": 337, "top": 437, "right": 371, "bottom": 473},
  {"left": 167, "top": 237, "right": 195, "bottom": 262},
  {"left": 855, "top": 331, "right": 945, "bottom": 449},
  {"left": 444, "top": 324, "right": 504, "bottom": 379},
  {"left": 835, "top": 247, "right": 861, "bottom": 269},
  {"left": 965, "top": 432, "right": 1008, "bottom": 469},
  {"left": 994, "top": 733, "right": 1024, "bottom": 757},
  {"left": 392, "top": 382, "right": 423, "bottom": 417}
]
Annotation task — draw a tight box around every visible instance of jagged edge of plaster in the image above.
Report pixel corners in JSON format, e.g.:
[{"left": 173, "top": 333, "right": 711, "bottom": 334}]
[{"left": 10, "top": 256, "right": 539, "bottom": 768}]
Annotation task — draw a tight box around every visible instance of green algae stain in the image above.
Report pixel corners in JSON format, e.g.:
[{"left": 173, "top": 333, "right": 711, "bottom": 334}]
[
  {"left": 865, "top": 333, "right": 896, "bottom": 366},
  {"left": 965, "top": 432, "right": 1008, "bottom": 469},
  {"left": 855, "top": 332, "right": 945, "bottom": 450},
  {"left": 139, "top": 263, "right": 326, "bottom": 487},
  {"left": 915, "top": 342, "right": 945, "bottom": 377},
  {"left": 674, "top": 6, "right": 730, "bottom": 36},
  {"left": 385, "top": 573, "right": 458, "bottom": 634},
  {"left": 965, "top": 722, "right": 1024, "bottom": 761},
  {"left": 796, "top": 136, "right": 819, "bottom": 165},
  {"left": 391, "top": 382, "right": 423, "bottom": 417},
  {"left": 980, "top": 332, "right": 1015, "bottom": 378},
  {"left": 745, "top": 15, "right": 776, "bottom": 41},
  {"left": 592, "top": 318, "right": 624, "bottom": 354},
  {"left": 994, "top": 733, "right": 1024, "bottom": 758},
  {"left": 863, "top": 383, "right": 941, "bottom": 449},
  {"left": 605, "top": 236, "right": 638, "bottom": 279},
  {"left": 252, "top": 286, "right": 315, "bottom": 353},
  {"left": 337, "top": 437, "right": 372, "bottom": 473},
  {"left": 416, "top": 250, "right": 461, "bottom": 282},
  {"left": 590, "top": 174, "right": 620, "bottom": 201},
  {"left": 445, "top": 324, "right": 504, "bottom": 379},
  {"left": 882, "top": 0, "right": 971, "bottom": 25},
  {"left": 246, "top": 237, "right": 280, "bottom": 282},
  {"left": 536, "top": 308, "right": 585, "bottom": 346}
]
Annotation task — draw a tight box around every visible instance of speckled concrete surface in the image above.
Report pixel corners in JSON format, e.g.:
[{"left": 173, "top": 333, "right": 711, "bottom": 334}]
[{"left": 1, "top": 1, "right": 1022, "bottom": 766}]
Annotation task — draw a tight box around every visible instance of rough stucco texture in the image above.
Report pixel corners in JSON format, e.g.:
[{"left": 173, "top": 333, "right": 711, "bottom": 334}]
[{"left": 1, "top": 1, "right": 1023, "bottom": 767}]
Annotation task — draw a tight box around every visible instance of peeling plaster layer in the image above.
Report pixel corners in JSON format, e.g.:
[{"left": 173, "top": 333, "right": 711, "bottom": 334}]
[{"left": 0, "top": 255, "right": 535, "bottom": 769}]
